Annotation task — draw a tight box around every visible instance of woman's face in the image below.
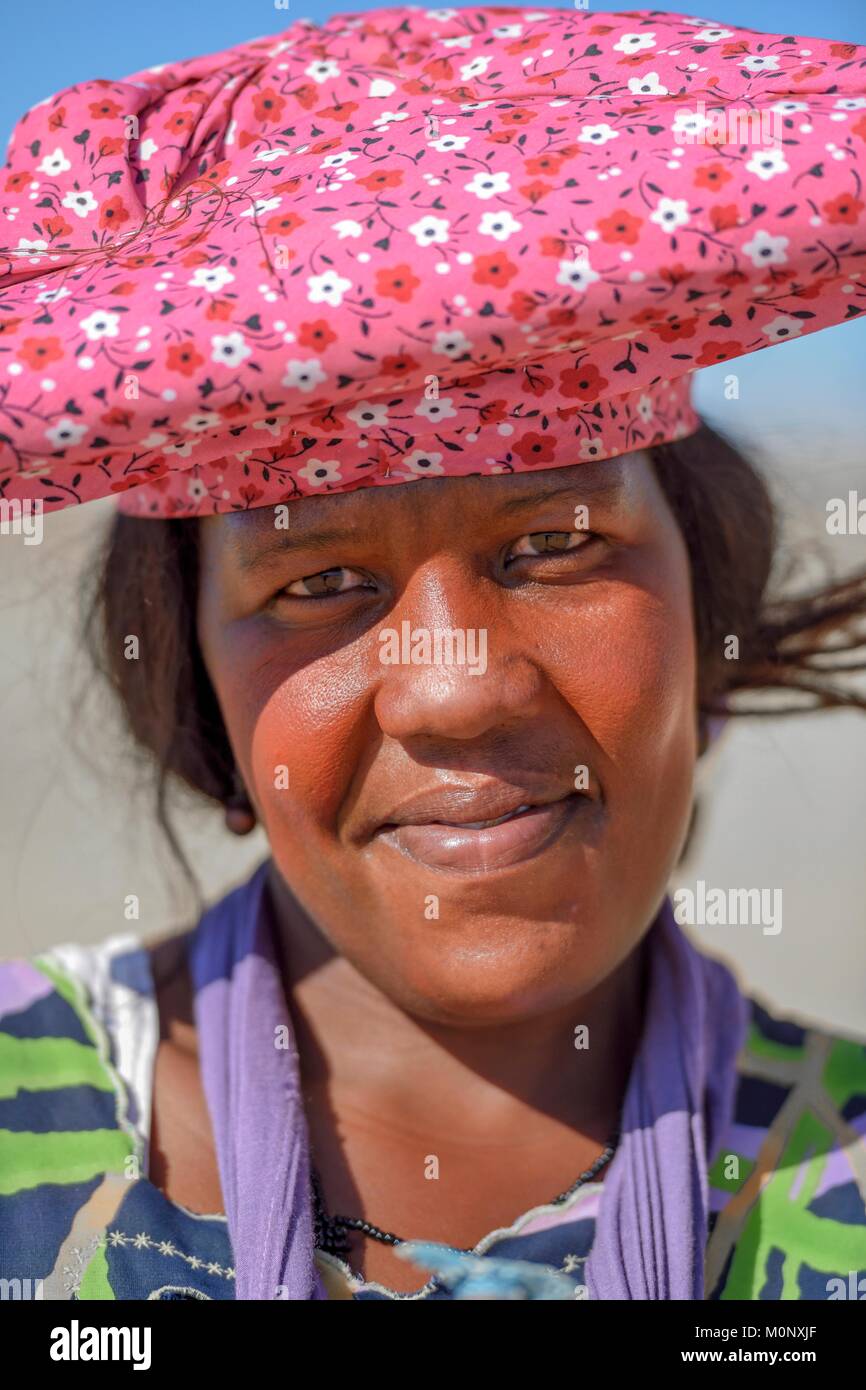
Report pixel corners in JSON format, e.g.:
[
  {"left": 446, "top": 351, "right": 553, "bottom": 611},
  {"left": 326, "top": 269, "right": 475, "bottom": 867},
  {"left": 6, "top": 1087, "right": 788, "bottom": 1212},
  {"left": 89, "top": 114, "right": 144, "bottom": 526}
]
[{"left": 197, "top": 454, "right": 698, "bottom": 1024}]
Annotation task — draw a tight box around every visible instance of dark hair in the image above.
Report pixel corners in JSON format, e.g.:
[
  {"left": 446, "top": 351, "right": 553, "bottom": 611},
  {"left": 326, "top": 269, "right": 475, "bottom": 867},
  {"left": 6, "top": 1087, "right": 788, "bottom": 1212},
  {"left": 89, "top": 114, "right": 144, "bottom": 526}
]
[{"left": 82, "top": 424, "right": 866, "bottom": 885}]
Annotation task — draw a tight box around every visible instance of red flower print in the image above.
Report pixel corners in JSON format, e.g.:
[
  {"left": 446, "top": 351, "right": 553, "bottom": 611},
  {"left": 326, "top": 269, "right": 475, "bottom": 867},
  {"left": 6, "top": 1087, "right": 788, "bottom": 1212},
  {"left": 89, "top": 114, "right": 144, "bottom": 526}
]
[
  {"left": 547, "top": 306, "right": 578, "bottom": 328},
  {"left": 0, "top": 318, "right": 22, "bottom": 337},
  {"left": 292, "top": 84, "right": 319, "bottom": 110},
  {"left": 630, "top": 306, "right": 664, "bottom": 325},
  {"left": 830, "top": 42, "right": 857, "bottom": 58},
  {"left": 852, "top": 114, "right": 866, "bottom": 143},
  {"left": 356, "top": 168, "right": 404, "bottom": 191},
  {"left": 381, "top": 352, "right": 419, "bottom": 378},
  {"left": 693, "top": 162, "right": 732, "bottom": 191},
  {"left": 99, "top": 196, "right": 130, "bottom": 230},
  {"left": 375, "top": 264, "right": 420, "bottom": 302},
  {"left": 540, "top": 235, "right": 569, "bottom": 258},
  {"left": 508, "top": 291, "right": 537, "bottom": 321},
  {"left": 239, "top": 484, "right": 265, "bottom": 506},
  {"left": 5, "top": 171, "right": 31, "bottom": 192},
  {"left": 98, "top": 137, "right": 125, "bottom": 157},
  {"left": 479, "top": 398, "right": 509, "bottom": 424},
  {"left": 472, "top": 252, "right": 519, "bottom": 288},
  {"left": 47, "top": 106, "right": 66, "bottom": 131},
  {"left": 822, "top": 193, "right": 864, "bottom": 225},
  {"left": 264, "top": 212, "right": 305, "bottom": 236},
  {"left": 559, "top": 364, "right": 609, "bottom": 400},
  {"left": 716, "top": 269, "right": 748, "bottom": 288},
  {"left": 17, "top": 337, "right": 63, "bottom": 368},
  {"left": 525, "top": 153, "right": 565, "bottom": 176},
  {"left": 709, "top": 204, "right": 740, "bottom": 232},
  {"left": 721, "top": 41, "right": 750, "bottom": 56},
  {"left": 519, "top": 180, "right": 553, "bottom": 204},
  {"left": 316, "top": 101, "right": 359, "bottom": 123},
  {"left": 512, "top": 431, "right": 556, "bottom": 464},
  {"left": 166, "top": 343, "right": 205, "bottom": 376},
  {"left": 88, "top": 99, "right": 123, "bottom": 119},
  {"left": 100, "top": 408, "right": 134, "bottom": 428},
  {"left": 651, "top": 316, "right": 698, "bottom": 342},
  {"left": 206, "top": 300, "right": 235, "bottom": 320},
  {"left": 659, "top": 263, "right": 692, "bottom": 285},
  {"left": 422, "top": 56, "right": 455, "bottom": 82},
  {"left": 506, "top": 34, "right": 546, "bottom": 55},
  {"left": 597, "top": 208, "right": 643, "bottom": 245},
  {"left": 298, "top": 319, "right": 338, "bottom": 351},
  {"left": 164, "top": 110, "right": 195, "bottom": 136},
  {"left": 499, "top": 108, "right": 537, "bottom": 126},
  {"left": 695, "top": 340, "right": 745, "bottom": 366},
  {"left": 253, "top": 89, "right": 286, "bottom": 123}
]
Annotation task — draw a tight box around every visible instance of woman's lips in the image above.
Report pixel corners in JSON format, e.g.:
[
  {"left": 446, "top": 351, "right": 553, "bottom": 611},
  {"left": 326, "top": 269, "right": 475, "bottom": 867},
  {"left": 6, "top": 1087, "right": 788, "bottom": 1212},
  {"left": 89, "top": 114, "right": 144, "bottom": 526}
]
[{"left": 375, "top": 792, "right": 589, "bottom": 872}]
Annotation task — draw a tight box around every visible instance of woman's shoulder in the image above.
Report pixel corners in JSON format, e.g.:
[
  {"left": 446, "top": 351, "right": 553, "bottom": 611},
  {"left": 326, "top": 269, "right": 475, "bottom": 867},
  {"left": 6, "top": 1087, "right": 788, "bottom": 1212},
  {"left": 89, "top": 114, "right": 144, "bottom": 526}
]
[
  {"left": 0, "top": 932, "right": 236, "bottom": 1300},
  {"left": 707, "top": 994, "right": 866, "bottom": 1300}
]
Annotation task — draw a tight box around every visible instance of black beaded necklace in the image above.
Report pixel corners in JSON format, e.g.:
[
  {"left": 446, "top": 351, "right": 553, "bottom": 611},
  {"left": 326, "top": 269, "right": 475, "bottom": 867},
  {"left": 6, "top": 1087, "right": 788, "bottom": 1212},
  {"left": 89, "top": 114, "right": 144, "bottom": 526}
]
[{"left": 310, "top": 1131, "right": 620, "bottom": 1262}]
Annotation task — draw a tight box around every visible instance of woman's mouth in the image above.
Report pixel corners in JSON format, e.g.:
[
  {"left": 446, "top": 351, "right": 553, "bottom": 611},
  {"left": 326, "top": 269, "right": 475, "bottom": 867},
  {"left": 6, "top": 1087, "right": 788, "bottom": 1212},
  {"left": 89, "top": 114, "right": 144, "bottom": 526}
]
[{"left": 374, "top": 791, "right": 593, "bottom": 873}]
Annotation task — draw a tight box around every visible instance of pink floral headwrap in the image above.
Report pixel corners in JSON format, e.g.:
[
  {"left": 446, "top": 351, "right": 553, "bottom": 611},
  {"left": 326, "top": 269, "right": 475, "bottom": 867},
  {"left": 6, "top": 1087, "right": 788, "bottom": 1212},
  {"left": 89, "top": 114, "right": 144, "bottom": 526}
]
[{"left": 1, "top": 5, "right": 864, "bottom": 518}]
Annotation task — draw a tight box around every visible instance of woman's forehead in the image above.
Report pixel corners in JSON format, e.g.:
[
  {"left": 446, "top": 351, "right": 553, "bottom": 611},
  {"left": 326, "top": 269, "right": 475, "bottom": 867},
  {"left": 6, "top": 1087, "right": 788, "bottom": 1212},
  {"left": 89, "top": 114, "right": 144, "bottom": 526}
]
[{"left": 205, "top": 450, "right": 653, "bottom": 553}]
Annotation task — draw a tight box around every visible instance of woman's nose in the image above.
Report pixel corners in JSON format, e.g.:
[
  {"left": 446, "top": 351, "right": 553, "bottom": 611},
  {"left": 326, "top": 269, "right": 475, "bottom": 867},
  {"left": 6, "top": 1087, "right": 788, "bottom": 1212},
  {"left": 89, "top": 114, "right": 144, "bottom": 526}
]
[{"left": 372, "top": 564, "right": 547, "bottom": 743}]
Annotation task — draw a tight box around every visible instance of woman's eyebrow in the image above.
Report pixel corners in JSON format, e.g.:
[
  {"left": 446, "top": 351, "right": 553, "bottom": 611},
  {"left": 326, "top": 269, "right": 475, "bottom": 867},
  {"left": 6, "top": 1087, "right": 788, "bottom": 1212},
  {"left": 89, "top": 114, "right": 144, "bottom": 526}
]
[
  {"left": 494, "top": 475, "right": 628, "bottom": 517},
  {"left": 232, "top": 525, "right": 361, "bottom": 572}
]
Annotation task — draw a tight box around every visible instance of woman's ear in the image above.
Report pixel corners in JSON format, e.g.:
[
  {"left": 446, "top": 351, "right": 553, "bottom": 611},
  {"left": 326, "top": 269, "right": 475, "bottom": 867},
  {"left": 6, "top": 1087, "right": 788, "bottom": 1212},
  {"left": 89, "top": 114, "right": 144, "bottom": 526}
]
[{"left": 224, "top": 767, "right": 257, "bottom": 836}]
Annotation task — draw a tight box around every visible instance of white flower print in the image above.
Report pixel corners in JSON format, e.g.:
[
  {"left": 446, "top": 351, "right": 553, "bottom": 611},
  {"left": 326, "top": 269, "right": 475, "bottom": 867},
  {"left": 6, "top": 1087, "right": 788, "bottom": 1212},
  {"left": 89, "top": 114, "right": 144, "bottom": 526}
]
[
  {"left": 742, "top": 229, "right": 789, "bottom": 267},
  {"left": 45, "top": 417, "right": 87, "bottom": 448},
  {"left": 745, "top": 148, "right": 789, "bottom": 181},
  {"left": 253, "top": 148, "right": 288, "bottom": 162},
  {"left": 492, "top": 24, "right": 523, "bottom": 38},
  {"left": 432, "top": 329, "right": 472, "bottom": 357},
  {"left": 332, "top": 219, "right": 364, "bottom": 239},
  {"left": 770, "top": 100, "right": 809, "bottom": 115},
  {"left": 578, "top": 437, "right": 605, "bottom": 460},
  {"left": 762, "top": 314, "right": 803, "bottom": 342},
  {"left": 78, "top": 309, "right": 121, "bottom": 340},
  {"left": 464, "top": 169, "right": 511, "bottom": 199},
  {"left": 138, "top": 138, "right": 158, "bottom": 162},
  {"left": 298, "top": 458, "right": 343, "bottom": 487},
  {"left": 188, "top": 265, "right": 235, "bottom": 292},
  {"left": 628, "top": 73, "right": 669, "bottom": 97},
  {"left": 636, "top": 394, "right": 654, "bottom": 424},
  {"left": 740, "top": 54, "right": 781, "bottom": 73},
  {"left": 478, "top": 209, "right": 522, "bottom": 241},
  {"left": 182, "top": 411, "right": 222, "bottom": 432},
  {"left": 460, "top": 55, "right": 493, "bottom": 82},
  {"left": 650, "top": 197, "right": 690, "bottom": 232},
  {"left": 61, "top": 190, "right": 98, "bottom": 218},
  {"left": 429, "top": 134, "right": 470, "bottom": 153},
  {"left": 187, "top": 479, "right": 209, "bottom": 503},
  {"left": 306, "top": 271, "right": 352, "bottom": 307},
  {"left": 347, "top": 400, "right": 389, "bottom": 428},
  {"left": 211, "top": 331, "right": 253, "bottom": 366},
  {"left": 321, "top": 151, "right": 358, "bottom": 169},
  {"left": 35, "top": 287, "right": 70, "bottom": 304},
  {"left": 577, "top": 123, "right": 619, "bottom": 145},
  {"left": 372, "top": 110, "right": 410, "bottom": 129},
  {"left": 252, "top": 416, "right": 282, "bottom": 436},
  {"left": 694, "top": 27, "right": 735, "bottom": 42},
  {"left": 240, "top": 196, "right": 282, "bottom": 219},
  {"left": 14, "top": 238, "right": 48, "bottom": 256},
  {"left": 282, "top": 359, "right": 328, "bottom": 392},
  {"left": 613, "top": 33, "right": 656, "bottom": 54},
  {"left": 556, "top": 257, "right": 601, "bottom": 293},
  {"left": 408, "top": 214, "right": 451, "bottom": 246},
  {"left": 835, "top": 98, "right": 866, "bottom": 111},
  {"left": 414, "top": 396, "right": 457, "bottom": 422},
  {"left": 403, "top": 449, "right": 445, "bottom": 476},
  {"left": 37, "top": 147, "right": 71, "bottom": 176},
  {"left": 672, "top": 110, "right": 712, "bottom": 141},
  {"left": 306, "top": 60, "right": 340, "bottom": 83}
]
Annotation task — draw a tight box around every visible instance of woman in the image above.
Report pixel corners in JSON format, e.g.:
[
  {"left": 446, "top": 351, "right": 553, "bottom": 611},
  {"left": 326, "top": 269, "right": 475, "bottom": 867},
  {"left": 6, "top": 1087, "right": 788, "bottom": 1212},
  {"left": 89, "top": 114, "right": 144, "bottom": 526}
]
[{"left": 1, "top": 5, "right": 865, "bottom": 1301}]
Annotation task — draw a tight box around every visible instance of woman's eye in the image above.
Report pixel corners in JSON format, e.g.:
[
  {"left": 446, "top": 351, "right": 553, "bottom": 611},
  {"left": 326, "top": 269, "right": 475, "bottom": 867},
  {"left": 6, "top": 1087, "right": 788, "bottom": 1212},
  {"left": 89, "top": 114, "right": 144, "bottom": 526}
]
[
  {"left": 282, "top": 566, "right": 371, "bottom": 598},
  {"left": 508, "top": 530, "right": 592, "bottom": 560}
]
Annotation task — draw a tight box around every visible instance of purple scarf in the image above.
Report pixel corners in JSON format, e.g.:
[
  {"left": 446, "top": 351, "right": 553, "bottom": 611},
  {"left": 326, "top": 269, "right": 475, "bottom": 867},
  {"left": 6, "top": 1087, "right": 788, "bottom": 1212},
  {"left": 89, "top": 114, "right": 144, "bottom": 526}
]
[{"left": 188, "top": 860, "right": 747, "bottom": 1300}]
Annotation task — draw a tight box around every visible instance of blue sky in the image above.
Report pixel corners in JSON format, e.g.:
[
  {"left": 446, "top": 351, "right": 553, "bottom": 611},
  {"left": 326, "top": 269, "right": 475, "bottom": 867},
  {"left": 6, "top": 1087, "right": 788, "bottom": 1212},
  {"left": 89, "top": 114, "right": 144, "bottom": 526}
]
[{"left": 4, "top": 0, "right": 865, "bottom": 443}]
